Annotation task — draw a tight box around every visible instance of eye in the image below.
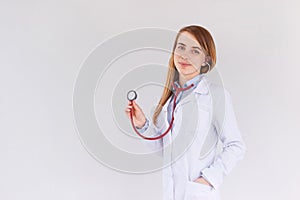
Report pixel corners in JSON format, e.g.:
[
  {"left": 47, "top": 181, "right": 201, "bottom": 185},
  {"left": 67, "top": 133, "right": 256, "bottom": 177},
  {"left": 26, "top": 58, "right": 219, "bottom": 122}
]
[
  {"left": 177, "top": 45, "right": 185, "bottom": 50},
  {"left": 192, "top": 49, "right": 200, "bottom": 54}
]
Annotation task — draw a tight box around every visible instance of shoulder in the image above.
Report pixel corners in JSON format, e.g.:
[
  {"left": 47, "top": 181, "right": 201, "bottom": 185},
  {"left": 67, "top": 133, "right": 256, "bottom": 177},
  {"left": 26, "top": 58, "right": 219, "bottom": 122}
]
[
  {"left": 206, "top": 79, "right": 230, "bottom": 99},
  {"left": 204, "top": 80, "right": 235, "bottom": 127},
  {"left": 195, "top": 75, "right": 233, "bottom": 106},
  {"left": 204, "top": 77, "right": 234, "bottom": 111}
]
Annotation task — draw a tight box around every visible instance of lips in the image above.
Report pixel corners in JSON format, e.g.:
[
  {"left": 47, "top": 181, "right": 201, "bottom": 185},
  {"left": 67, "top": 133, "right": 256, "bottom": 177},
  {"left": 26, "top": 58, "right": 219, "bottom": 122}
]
[{"left": 179, "top": 62, "right": 191, "bottom": 67}]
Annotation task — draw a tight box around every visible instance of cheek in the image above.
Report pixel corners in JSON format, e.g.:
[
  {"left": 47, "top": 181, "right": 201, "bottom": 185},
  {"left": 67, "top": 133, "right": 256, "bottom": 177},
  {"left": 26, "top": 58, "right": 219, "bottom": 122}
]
[
  {"left": 173, "top": 55, "right": 181, "bottom": 68},
  {"left": 173, "top": 56, "right": 179, "bottom": 69},
  {"left": 190, "top": 59, "right": 201, "bottom": 67},
  {"left": 191, "top": 56, "right": 205, "bottom": 66},
  {"left": 173, "top": 54, "right": 180, "bottom": 62}
]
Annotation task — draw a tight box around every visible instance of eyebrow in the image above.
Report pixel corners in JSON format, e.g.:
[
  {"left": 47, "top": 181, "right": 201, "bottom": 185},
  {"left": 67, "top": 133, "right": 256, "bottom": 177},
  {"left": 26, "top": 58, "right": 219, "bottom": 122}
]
[{"left": 177, "top": 42, "right": 201, "bottom": 50}]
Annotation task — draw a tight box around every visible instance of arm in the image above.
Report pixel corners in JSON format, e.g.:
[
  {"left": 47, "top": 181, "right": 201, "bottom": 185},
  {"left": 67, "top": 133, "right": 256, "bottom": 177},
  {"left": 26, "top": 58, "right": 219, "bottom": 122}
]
[
  {"left": 137, "top": 116, "right": 166, "bottom": 157},
  {"left": 136, "top": 118, "right": 150, "bottom": 133},
  {"left": 200, "top": 89, "right": 246, "bottom": 189},
  {"left": 126, "top": 100, "right": 165, "bottom": 156}
]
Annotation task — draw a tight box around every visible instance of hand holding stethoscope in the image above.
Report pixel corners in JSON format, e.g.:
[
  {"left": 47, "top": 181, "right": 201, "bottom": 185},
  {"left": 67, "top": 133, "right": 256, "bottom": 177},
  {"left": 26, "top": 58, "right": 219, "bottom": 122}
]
[
  {"left": 125, "top": 82, "right": 194, "bottom": 140},
  {"left": 125, "top": 99, "right": 148, "bottom": 132}
]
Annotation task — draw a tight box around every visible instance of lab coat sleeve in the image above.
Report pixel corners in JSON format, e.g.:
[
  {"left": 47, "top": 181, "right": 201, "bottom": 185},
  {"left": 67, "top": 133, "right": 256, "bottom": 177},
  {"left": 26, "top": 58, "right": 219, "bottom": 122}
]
[
  {"left": 136, "top": 118, "right": 150, "bottom": 133},
  {"left": 200, "top": 89, "right": 246, "bottom": 189},
  {"left": 138, "top": 113, "right": 166, "bottom": 157}
]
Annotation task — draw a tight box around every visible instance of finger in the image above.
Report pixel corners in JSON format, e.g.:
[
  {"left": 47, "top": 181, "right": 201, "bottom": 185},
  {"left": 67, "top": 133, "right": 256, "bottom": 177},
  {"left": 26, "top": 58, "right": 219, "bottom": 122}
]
[
  {"left": 124, "top": 110, "right": 130, "bottom": 117},
  {"left": 132, "top": 101, "right": 140, "bottom": 110},
  {"left": 125, "top": 109, "right": 133, "bottom": 118},
  {"left": 132, "top": 100, "right": 137, "bottom": 106}
]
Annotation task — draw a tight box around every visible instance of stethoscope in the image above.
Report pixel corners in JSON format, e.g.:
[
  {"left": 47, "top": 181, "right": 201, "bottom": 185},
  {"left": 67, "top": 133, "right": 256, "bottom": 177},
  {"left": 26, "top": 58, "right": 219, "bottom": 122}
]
[{"left": 127, "top": 82, "right": 194, "bottom": 140}]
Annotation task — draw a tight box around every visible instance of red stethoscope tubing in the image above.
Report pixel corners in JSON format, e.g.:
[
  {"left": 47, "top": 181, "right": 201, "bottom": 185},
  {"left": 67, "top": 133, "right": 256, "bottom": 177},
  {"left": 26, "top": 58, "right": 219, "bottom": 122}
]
[{"left": 129, "top": 82, "right": 194, "bottom": 140}]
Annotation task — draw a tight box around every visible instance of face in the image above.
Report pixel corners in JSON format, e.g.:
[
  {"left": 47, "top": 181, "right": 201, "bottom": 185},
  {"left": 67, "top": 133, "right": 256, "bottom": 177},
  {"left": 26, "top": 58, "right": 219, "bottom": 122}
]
[{"left": 173, "top": 31, "right": 207, "bottom": 80}]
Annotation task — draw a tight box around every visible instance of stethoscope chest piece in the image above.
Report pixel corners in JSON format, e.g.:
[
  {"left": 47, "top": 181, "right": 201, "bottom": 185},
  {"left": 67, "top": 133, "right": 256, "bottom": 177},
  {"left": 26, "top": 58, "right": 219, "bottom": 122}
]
[{"left": 127, "top": 90, "right": 137, "bottom": 101}]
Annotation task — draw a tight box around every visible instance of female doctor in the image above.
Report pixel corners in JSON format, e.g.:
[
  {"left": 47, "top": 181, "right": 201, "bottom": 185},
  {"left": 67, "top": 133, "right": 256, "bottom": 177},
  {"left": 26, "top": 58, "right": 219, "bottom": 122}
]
[{"left": 125, "top": 25, "right": 246, "bottom": 200}]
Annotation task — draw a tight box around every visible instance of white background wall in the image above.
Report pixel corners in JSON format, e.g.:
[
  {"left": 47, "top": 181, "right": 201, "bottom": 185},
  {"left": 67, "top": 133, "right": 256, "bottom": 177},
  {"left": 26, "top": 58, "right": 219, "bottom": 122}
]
[{"left": 1, "top": 0, "right": 299, "bottom": 199}]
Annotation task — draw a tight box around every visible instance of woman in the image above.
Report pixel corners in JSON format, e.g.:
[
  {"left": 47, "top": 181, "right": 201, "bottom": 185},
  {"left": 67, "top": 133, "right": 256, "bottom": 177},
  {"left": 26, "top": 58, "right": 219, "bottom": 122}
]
[{"left": 125, "top": 25, "right": 246, "bottom": 200}]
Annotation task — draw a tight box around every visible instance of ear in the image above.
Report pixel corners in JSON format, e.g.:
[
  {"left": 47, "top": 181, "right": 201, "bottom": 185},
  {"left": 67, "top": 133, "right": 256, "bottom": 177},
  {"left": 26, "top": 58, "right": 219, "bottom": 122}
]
[
  {"left": 205, "top": 55, "right": 212, "bottom": 65},
  {"left": 200, "top": 55, "right": 212, "bottom": 73},
  {"left": 201, "top": 55, "right": 212, "bottom": 66}
]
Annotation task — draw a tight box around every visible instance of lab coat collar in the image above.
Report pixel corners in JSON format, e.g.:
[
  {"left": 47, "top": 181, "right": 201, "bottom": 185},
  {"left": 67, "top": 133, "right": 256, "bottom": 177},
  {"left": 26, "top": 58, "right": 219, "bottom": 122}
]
[
  {"left": 194, "top": 74, "right": 209, "bottom": 95},
  {"left": 162, "top": 74, "right": 210, "bottom": 112},
  {"left": 176, "top": 75, "right": 210, "bottom": 108},
  {"left": 171, "top": 73, "right": 204, "bottom": 93}
]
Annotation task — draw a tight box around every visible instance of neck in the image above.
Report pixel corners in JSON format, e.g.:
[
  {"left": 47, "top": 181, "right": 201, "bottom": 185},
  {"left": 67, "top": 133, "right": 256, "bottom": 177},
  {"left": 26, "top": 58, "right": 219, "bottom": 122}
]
[
  {"left": 179, "top": 77, "right": 187, "bottom": 88},
  {"left": 178, "top": 74, "right": 198, "bottom": 87}
]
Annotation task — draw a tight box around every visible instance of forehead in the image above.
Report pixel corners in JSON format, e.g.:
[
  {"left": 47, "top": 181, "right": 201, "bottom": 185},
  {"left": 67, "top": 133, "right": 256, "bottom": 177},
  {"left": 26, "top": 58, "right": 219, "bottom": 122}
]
[{"left": 177, "top": 31, "right": 201, "bottom": 47}]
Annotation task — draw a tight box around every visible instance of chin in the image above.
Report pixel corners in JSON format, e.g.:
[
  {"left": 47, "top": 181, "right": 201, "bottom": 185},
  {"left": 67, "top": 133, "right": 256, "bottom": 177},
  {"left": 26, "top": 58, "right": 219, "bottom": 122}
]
[
  {"left": 179, "top": 67, "right": 195, "bottom": 74},
  {"left": 181, "top": 69, "right": 200, "bottom": 77}
]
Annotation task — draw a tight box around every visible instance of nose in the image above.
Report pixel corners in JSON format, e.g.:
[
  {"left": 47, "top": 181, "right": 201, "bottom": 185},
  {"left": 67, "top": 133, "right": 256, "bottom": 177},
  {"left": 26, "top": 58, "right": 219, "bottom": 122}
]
[{"left": 180, "top": 52, "right": 189, "bottom": 60}]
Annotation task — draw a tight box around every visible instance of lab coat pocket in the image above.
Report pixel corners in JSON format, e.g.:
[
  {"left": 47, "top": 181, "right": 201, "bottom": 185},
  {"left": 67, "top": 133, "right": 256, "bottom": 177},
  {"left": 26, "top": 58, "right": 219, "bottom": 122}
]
[{"left": 183, "top": 181, "right": 216, "bottom": 200}]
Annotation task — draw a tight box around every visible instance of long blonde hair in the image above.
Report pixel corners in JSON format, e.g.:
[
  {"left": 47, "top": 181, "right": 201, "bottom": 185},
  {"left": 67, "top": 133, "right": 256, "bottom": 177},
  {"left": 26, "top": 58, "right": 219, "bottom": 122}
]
[{"left": 152, "top": 25, "right": 217, "bottom": 126}]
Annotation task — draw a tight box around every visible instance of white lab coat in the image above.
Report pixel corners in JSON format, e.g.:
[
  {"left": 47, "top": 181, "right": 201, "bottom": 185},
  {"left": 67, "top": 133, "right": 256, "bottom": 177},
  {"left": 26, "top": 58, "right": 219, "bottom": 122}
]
[{"left": 142, "top": 75, "right": 246, "bottom": 200}]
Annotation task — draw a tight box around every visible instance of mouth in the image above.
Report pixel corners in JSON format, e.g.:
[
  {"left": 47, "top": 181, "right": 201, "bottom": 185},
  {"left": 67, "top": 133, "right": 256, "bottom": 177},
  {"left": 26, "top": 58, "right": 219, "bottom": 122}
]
[{"left": 178, "top": 62, "right": 192, "bottom": 67}]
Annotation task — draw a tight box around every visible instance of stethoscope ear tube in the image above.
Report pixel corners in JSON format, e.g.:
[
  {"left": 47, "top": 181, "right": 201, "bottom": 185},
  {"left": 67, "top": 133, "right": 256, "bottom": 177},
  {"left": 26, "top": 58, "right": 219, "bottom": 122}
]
[{"left": 128, "top": 82, "right": 194, "bottom": 140}]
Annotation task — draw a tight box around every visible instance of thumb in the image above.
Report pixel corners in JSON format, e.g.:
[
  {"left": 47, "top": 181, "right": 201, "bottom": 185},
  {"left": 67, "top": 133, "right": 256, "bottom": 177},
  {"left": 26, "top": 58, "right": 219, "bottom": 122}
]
[{"left": 132, "top": 101, "right": 141, "bottom": 110}]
